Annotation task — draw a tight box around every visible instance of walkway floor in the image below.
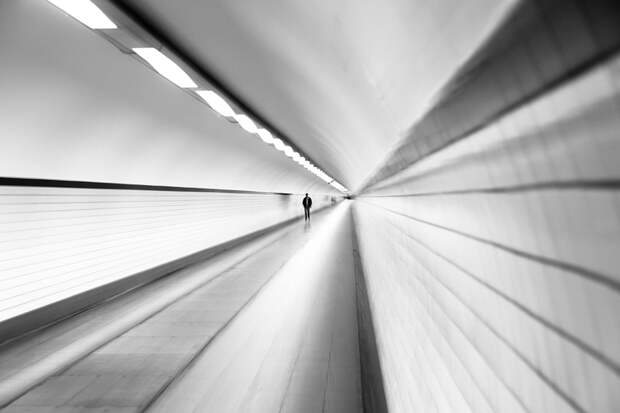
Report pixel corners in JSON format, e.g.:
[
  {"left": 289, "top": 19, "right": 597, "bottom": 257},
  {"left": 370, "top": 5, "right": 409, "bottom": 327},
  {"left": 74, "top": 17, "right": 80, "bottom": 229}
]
[{"left": 0, "top": 203, "right": 361, "bottom": 413}]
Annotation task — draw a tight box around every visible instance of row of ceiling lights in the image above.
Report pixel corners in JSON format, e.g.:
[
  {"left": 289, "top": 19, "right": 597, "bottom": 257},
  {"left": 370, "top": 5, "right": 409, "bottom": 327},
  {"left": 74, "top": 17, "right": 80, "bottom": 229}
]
[{"left": 47, "top": 0, "right": 349, "bottom": 193}]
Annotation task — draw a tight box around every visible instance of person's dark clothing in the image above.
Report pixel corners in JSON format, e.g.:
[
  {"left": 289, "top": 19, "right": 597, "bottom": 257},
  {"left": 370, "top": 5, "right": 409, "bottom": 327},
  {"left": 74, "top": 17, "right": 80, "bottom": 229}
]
[{"left": 302, "top": 196, "right": 312, "bottom": 220}]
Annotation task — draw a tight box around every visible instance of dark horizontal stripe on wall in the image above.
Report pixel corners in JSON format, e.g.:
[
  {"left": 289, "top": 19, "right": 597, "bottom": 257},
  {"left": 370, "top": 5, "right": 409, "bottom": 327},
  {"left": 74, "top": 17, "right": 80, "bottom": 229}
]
[
  {"left": 363, "top": 179, "right": 620, "bottom": 198},
  {"left": 0, "top": 177, "right": 294, "bottom": 196},
  {"left": 364, "top": 201, "right": 620, "bottom": 380}
]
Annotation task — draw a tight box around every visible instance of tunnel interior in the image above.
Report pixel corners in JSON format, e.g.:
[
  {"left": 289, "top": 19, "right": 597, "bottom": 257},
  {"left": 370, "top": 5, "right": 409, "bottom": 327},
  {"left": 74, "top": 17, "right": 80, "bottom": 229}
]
[{"left": 1, "top": 0, "right": 620, "bottom": 412}]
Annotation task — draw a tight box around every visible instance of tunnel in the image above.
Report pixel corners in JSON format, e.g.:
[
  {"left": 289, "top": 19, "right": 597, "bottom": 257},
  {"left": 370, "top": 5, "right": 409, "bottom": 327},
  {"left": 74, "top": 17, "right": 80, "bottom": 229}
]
[{"left": 1, "top": 0, "right": 620, "bottom": 412}]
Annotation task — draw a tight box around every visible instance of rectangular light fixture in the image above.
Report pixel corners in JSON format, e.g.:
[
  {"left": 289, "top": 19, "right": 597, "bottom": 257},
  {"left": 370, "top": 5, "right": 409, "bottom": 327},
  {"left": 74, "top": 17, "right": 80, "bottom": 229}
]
[
  {"left": 233, "top": 114, "right": 258, "bottom": 134},
  {"left": 283, "top": 146, "right": 294, "bottom": 157},
  {"left": 272, "top": 138, "right": 285, "bottom": 151},
  {"left": 47, "top": 0, "right": 117, "bottom": 29},
  {"left": 196, "top": 90, "right": 235, "bottom": 117},
  {"left": 133, "top": 48, "right": 197, "bottom": 88},
  {"left": 331, "top": 181, "right": 348, "bottom": 192},
  {"left": 257, "top": 129, "right": 275, "bottom": 144}
]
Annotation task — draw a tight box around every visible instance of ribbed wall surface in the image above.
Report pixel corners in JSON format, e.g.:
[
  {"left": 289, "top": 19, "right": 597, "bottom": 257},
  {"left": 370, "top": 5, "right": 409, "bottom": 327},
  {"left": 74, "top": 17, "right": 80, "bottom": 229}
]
[
  {"left": 0, "top": 186, "right": 330, "bottom": 324},
  {"left": 353, "top": 2, "right": 620, "bottom": 412}
]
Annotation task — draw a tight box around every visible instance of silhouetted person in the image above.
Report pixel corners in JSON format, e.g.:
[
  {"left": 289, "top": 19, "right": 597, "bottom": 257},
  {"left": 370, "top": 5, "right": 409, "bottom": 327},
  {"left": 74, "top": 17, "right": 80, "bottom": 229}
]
[{"left": 302, "top": 193, "right": 312, "bottom": 220}]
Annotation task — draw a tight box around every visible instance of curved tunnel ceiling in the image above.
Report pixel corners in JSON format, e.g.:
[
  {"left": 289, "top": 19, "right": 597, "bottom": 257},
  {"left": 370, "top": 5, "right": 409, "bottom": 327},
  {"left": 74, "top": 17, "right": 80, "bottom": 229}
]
[
  {"left": 0, "top": 0, "right": 336, "bottom": 195},
  {"left": 118, "top": 0, "right": 516, "bottom": 191}
]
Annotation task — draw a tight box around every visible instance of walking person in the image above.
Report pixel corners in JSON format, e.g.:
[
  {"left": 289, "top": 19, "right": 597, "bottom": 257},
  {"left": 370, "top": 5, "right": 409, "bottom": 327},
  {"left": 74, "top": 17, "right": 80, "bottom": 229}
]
[{"left": 302, "top": 193, "right": 312, "bottom": 221}]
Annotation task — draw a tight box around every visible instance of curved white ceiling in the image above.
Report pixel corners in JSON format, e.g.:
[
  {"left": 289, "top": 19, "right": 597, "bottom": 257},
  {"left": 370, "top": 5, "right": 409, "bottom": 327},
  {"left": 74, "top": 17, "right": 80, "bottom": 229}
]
[
  {"left": 0, "top": 0, "right": 334, "bottom": 194},
  {"left": 122, "top": 0, "right": 515, "bottom": 191}
]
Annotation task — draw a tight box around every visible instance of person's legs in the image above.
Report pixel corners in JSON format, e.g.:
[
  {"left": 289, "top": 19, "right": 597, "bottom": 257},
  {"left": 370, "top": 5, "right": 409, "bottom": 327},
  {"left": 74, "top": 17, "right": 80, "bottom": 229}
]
[{"left": 304, "top": 208, "right": 308, "bottom": 220}]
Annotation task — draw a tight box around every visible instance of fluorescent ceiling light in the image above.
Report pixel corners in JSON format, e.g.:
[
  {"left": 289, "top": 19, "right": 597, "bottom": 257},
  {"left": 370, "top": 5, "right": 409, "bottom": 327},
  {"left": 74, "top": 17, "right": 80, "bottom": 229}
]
[
  {"left": 318, "top": 172, "right": 330, "bottom": 182},
  {"left": 133, "top": 48, "right": 197, "bottom": 88},
  {"left": 273, "top": 139, "right": 285, "bottom": 151},
  {"left": 331, "top": 181, "right": 348, "bottom": 192},
  {"left": 234, "top": 114, "right": 258, "bottom": 134},
  {"left": 257, "top": 129, "right": 274, "bottom": 144},
  {"left": 284, "top": 146, "right": 294, "bottom": 157},
  {"left": 292, "top": 152, "right": 301, "bottom": 162},
  {"left": 47, "top": 0, "right": 117, "bottom": 29},
  {"left": 196, "top": 90, "right": 234, "bottom": 117}
]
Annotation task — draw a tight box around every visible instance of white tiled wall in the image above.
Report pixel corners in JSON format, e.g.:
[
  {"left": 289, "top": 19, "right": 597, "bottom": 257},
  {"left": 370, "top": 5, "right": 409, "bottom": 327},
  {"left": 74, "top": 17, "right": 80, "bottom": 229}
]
[
  {"left": 0, "top": 187, "right": 329, "bottom": 323},
  {"left": 354, "top": 10, "right": 620, "bottom": 413}
]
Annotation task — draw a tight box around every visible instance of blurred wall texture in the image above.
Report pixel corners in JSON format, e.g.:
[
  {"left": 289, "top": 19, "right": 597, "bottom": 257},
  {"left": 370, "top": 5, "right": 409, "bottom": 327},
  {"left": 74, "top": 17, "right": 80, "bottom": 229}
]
[{"left": 354, "top": 1, "right": 620, "bottom": 412}]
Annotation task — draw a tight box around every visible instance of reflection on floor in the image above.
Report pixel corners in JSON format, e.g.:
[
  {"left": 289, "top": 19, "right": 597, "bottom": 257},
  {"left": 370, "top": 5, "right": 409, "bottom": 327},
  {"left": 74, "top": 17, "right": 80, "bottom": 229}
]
[{"left": 0, "top": 202, "right": 361, "bottom": 412}]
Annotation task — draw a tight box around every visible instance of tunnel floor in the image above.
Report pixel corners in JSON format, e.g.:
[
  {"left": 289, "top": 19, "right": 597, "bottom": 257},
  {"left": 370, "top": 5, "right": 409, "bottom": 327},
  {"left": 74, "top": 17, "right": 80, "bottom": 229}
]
[{"left": 0, "top": 203, "right": 362, "bottom": 413}]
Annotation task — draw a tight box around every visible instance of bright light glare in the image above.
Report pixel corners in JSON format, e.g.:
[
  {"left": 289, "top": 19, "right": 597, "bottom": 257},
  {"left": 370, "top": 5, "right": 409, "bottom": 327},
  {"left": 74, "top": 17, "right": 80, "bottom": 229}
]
[
  {"left": 133, "top": 48, "right": 197, "bottom": 88},
  {"left": 234, "top": 114, "right": 258, "bottom": 134},
  {"left": 196, "top": 90, "right": 234, "bottom": 117},
  {"left": 284, "top": 146, "right": 294, "bottom": 157},
  {"left": 257, "top": 129, "right": 274, "bottom": 144},
  {"left": 292, "top": 152, "right": 301, "bottom": 162},
  {"left": 331, "top": 181, "right": 349, "bottom": 192},
  {"left": 47, "top": 0, "right": 117, "bottom": 29},
  {"left": 317, "top": 172, "right": 331, "bottom": 182},
  {"left": 273, "top": 139, "right": 285, "bottom": 151}
]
